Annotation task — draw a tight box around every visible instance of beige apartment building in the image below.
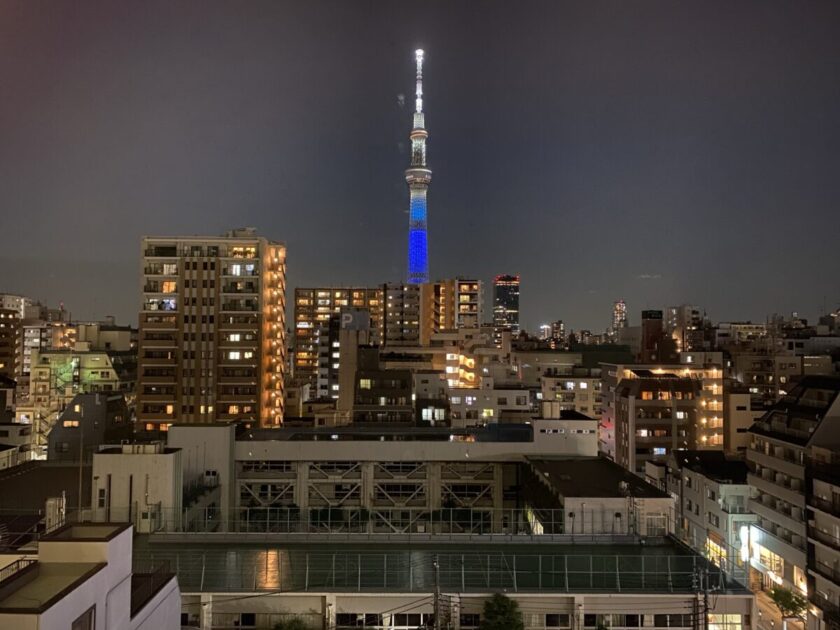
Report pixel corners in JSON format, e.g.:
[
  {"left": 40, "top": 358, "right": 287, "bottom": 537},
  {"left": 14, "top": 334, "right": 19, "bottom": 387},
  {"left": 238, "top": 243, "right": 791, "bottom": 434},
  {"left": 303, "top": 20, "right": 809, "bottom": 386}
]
[
  {"left": 419, "top": 278, "right": 482, "bottom": 345},
  {"left": 293, "top": 287, "right": 384, "bottom": 386},
  {"left": 137, "top": 228, "right": 286, "bottom": 430}
]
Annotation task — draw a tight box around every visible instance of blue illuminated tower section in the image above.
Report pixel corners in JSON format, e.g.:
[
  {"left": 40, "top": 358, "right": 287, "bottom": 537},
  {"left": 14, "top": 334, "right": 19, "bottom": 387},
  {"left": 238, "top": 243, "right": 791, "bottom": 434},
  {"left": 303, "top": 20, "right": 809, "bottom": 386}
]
[{"left": 405, "top": 49, "right": 431, "bottom": 284}]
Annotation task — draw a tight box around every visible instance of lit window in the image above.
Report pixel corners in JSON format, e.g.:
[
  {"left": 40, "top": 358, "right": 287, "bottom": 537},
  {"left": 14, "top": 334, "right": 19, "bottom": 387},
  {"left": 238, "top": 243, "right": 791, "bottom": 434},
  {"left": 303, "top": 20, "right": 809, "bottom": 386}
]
[
  {"left": 63, "top": 420, "right": 80, "bottom": 428},
  {"left": 243, "top": 351, "right": 254, "bottom": 359},
  {"left": 74, "top": 404, "right": 81, "bottom": 412},
  {"left": 676, "top": 411, "right": 686, "bottom": 419},
  {"left": 229, "top": 405, "right": 240, "bottom": 414},
  {"left": 165, "top": 404, "right": 174, "bottom": 415},
  {"left": 229, "top": 333, "right": 241, "bottom": 342},
  {"left": 579, "top": 382, "right": 588, "bottom": 389},
  {"left": 229, "top": 351, "right": 241, "bottom": 360},
  {"left": 653, "top": 447, "right": 667, "bottom": 456},
  {"left": 360, "top": 379, "right": 372, "bottom": 390}
]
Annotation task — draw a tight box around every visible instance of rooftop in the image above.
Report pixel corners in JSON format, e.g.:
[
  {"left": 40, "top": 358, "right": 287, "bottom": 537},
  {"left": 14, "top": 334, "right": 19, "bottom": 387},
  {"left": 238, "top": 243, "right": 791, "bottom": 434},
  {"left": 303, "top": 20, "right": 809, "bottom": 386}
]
[
  {"left": 528, "top": 457, "right": 670, "bottom": 499},
  {"left": 671, "top": 451, "right": 749, "bottom": 484},
  {"left": 0, "top": 462, "right": 91, "bottom": 511},
  {"left": 238, "top": 423, "right": 534, "bottom": 443},
  {"left": 749, "top": 375, "right": 840, "bottom": 445},
  {"left": 44, "top": 523, "right": 129, "bottom": 541},
  {"left": 0, "top": 562, "right": 106, "bottom": 613},
  {"left": 133, "top": 538, "right": 746, "bottom": 594}
]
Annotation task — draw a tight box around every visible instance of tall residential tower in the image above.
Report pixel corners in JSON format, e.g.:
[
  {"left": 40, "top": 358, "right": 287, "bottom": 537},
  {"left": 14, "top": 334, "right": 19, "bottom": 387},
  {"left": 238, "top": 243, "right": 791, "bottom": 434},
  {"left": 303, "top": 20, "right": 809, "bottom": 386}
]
[
  {"left": 138, "top": 228, "right": 286, "bottom": 430},
  {"left": 405, "top": 49, "right": 431, "bottom": 284}
]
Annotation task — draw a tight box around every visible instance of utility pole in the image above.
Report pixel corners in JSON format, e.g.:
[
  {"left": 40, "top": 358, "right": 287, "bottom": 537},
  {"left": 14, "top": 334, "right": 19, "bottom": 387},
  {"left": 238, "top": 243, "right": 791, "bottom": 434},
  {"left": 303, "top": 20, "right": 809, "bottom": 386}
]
[
  {"left": 77, "top": 407, "right": 84, "bottom": 520},
  {"left": 433, "top": 554, "right": 441, "bottom": 630}
]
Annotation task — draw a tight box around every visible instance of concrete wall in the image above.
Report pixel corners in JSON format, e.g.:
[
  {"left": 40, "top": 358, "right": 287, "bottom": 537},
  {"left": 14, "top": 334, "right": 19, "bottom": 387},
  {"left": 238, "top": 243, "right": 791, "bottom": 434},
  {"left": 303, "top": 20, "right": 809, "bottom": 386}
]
[{"left": 91, "top": 448, "right": 182, "bottom": 532}]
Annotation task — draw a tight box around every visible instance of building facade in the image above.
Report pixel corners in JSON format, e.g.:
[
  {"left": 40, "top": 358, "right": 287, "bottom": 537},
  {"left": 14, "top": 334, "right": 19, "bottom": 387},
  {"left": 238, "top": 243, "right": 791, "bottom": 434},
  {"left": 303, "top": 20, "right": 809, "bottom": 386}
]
[
  {"left": 138, "top": 228, "right": 286, "bottom": 430},
  {"left": 492, "top": 275, "right": 520, "bottom": 346}
]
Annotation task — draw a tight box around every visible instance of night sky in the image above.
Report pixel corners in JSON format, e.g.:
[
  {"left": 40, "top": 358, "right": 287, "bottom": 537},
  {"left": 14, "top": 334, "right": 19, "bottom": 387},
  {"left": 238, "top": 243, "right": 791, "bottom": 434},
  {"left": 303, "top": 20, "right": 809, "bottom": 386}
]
[{"left": 1, "top": 1, "right": 839, "bottom": 332}]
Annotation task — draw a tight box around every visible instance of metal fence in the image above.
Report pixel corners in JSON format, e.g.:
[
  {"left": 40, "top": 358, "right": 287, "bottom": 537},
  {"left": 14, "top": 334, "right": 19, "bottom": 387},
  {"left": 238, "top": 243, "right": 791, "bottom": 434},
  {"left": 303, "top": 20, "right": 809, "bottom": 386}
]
[
  {"left": 133, "top": 547, "right": 730, "bottom": 595},
  {"left": 83, "top": 505, "right": 674, "bottom": 540}
]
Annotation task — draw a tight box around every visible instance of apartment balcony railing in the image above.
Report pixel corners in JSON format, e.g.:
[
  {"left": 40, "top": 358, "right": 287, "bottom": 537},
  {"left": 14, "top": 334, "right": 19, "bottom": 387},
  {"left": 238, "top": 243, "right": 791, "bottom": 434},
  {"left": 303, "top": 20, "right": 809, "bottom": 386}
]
[
  {"left": 810, "top": 528, "right": 840, "bottom": 553},
  {"left": 814, "top": 562, "right": 840, "bottom": 585},
  {"left": 811, "top": 497, "right": 840, "bottom": 518},
  {"left": 0, "top": 558, "right": 37, "bottom": 585},
  {"left": 809, "top": 459, "right": 840, "bottom": 487}
]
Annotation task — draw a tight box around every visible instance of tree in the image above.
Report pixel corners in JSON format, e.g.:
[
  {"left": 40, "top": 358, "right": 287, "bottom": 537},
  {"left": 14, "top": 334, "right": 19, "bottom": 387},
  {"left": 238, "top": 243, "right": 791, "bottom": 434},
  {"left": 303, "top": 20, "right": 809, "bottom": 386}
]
[
  {"left": 273, "top": 618, "right": 310, "bottom": 630},
  {"left": 480, "top": 593, "right": 525, "bottom": 630},
  {"left": 769, "top": 586, "right": 807, "bottom": 619}
]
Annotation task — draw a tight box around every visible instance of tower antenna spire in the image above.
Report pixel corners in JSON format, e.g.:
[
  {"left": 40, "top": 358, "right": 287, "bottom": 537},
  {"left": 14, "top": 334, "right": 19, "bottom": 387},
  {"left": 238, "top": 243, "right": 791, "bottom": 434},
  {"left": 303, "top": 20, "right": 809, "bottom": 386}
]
[{"left": 415, "top": 48, "right": 424, "bottom": 114}]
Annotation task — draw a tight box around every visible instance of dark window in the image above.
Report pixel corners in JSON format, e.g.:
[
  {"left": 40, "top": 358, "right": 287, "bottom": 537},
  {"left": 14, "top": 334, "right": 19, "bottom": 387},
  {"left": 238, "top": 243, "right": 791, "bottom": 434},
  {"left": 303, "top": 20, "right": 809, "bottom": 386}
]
[
  {"left": 546, "top": 613, "right": 571, "bottom": 627},
  {"left": 97, "top": 488, "right": 106, "bottom": 508},
  {"left": 460, "top": 613, "right": 481, "bottom": 627},
  {"left": 71, "top": 605, "right": 96, "bottom": 630},
  {"left": 237, "top": 612, "right": 256, "bottom": 627}
]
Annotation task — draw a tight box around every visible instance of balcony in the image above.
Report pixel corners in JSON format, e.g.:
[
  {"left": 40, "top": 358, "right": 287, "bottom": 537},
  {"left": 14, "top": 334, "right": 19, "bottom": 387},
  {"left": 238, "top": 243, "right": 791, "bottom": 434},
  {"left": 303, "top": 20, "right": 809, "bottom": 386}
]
[
  {"left": 813, "top": 561, "right": 840, "bottom": 586},
  {"left": 810, "top": 528, "right": 840, "bottom": 553},
  {"left": 811, "top": 496, "right": 840, "bottom": 519},
  {"left": 750, "top": 498, "right": 805, "bottom": 536},
  {"left": 747, "top": 447, "right": 805, "bottom": 478},
  {"left": 221, "top": 284, "right": 259, "bottom": 295},
  {"left": 809, "top": 459, "right": 840, "bottom": 487},
  {"left": 747, "top": 472, "right": 805, "bottom": 508}
]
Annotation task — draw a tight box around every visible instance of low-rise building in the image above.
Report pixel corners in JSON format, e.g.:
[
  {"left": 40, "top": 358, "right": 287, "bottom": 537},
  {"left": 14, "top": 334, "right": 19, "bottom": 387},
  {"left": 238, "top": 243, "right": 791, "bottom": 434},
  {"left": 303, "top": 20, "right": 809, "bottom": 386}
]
[
  {"left": 651, "top": 451, "right": 757, "bottom": 582},
  {"left": 0, "top": 523, "right": 179, "bottom": 630}
]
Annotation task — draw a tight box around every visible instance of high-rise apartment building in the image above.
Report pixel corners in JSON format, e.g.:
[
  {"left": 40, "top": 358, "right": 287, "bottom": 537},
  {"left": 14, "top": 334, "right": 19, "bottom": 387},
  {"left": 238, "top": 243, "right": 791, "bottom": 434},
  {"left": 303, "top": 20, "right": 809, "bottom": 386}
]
[
  {"left": 746, "top": 376, "right": 840, "bottom": 599},
  {"left": 384, "top": 283, "right": 421, "bottom": 346},
  {"left": 419, "top": 278, "right": 482, "bottom": 345},
  {"left": 293, "top": 287, "right": 384, "bottom": 386},
  {"left": 640, "top": 309, "right": 666, "bottom": 362},
  {"left": 667, "top": 304, "right": 705, "bottom": 352},
  {"left": 612, "top": 299, "right": 628, "bottom": 336},
  {"left": 138, "top": 228, "right": 286, "bottom": 429},
  {"left": 807, "top": 445, "right": 840, "bottom": 630},
  {"left": 602, "top": 353, "right": 724, "bottom": 474},
  {"left": 315, "top": 308, "right": 372, "bottom": 401},
  {"left": 0, "top": 309, "right": 21, "bottom": 380},
  {"left": 492, "top": 274, "right": 520, "bottom": 345}
]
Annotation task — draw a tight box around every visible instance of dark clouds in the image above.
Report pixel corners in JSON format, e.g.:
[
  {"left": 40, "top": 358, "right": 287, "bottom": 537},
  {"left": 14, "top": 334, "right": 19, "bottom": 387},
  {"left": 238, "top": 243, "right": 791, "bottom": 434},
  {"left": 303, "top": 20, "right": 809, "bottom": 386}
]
[{"left": 1, "top": 1, "right": 839, "bottom": 330}]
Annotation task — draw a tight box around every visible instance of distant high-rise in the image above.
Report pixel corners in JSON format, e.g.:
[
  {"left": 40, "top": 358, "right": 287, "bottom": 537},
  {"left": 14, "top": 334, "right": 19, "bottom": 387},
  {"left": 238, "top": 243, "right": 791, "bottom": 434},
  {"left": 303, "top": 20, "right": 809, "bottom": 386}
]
[
  {"left": 667, "top": 304, "right": 705, "bottom": 352},
  {"left": 612, "top": 299, "right": 628, "bottom": 335},
  {"left": 405, "top": 49, "right": 431, "bottom": 284},
  {"left": 138, "top": 228, "right": 286, "bottom": 429},
  {"left": 492, "top": 275, "right": 520, "bottom": 345}
]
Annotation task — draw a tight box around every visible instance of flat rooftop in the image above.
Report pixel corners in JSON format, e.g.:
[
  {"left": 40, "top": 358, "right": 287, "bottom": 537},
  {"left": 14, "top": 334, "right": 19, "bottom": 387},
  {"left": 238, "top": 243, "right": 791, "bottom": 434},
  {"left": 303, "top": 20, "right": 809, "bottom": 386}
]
[
  {"left": 528, "top": 457, "right": 670, "bottom": 499},
  {"left": 239, "top": 423, "right": 534, "bottom": 443},
  {"left": 44, "top": 523, "right": 128, "bottom": 541},
  {"left": 0, "top": 562, "right": 105, "bottom": 612},
  {"left": 135, "top": 538, "right": 747, "bottom": 594},
  {"left": 0, "top": 462, "right": 91, "bottom": 511},
  {"left": 673, "top": 451, "right": 749, "bottom": 484}
]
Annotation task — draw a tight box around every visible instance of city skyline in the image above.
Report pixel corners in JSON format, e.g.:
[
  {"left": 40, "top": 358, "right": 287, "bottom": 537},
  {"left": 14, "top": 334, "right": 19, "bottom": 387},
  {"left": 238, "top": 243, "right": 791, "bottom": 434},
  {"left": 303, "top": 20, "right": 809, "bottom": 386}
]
[{"left": 2, "top": 1, "right": 840, "bottom": 331}]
